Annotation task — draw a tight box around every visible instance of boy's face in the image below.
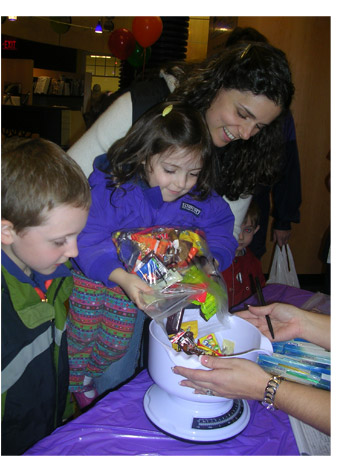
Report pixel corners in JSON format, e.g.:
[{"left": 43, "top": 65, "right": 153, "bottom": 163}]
[
  {"left": 237, "top": 216, "right": 259, "bottom": 253},
  {"left": 1, "top": 204, "right": 88, "bottom": 275}
]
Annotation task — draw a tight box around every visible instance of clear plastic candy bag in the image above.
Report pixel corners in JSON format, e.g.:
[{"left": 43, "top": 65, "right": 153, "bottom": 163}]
[{"left": 112, "top": 226, "right": 229, "bottom": 325}]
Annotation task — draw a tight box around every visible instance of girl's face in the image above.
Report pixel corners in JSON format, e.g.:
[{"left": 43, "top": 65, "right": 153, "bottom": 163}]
[
  {"left": 2, "top": 204, "right": 88, "bottom": 276},
  {"left": 145, "top": 147, "right": 203, "bottom": 202},
  {"left": 205, "top": 89, "right": 282, "bottom": 148}
]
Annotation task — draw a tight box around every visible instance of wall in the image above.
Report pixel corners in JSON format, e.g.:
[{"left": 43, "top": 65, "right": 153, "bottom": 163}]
[
  {"left": 237, "top": 17, "right": 330, "bottom": 274},
  {"left": 186, "top": 17, "right": 209, "bottom": 62},
  {"left": 2, "top": 58, "right": 33, "bottom": 105}
]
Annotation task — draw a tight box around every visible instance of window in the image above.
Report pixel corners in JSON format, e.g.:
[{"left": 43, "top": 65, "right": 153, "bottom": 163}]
[{"left": 85, "top": 55, "right": 120, "bottom": 77}]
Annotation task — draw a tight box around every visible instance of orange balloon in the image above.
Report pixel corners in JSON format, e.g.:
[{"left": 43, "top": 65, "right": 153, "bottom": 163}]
[{"left": 132, "top": 17, "right": 163, "bottom": 48}]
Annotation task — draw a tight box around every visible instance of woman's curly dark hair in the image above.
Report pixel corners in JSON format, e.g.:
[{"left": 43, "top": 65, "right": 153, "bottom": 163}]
[
  {"left": 106, "top": 101, "right": 215, "bottom": 200},
  {"left": 169, "top": 42, "right": 295, "bottom": 199}
]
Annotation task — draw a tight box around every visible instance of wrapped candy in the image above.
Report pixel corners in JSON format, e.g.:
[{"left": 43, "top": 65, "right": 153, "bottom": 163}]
[
  {"left": 170, "top": 329, "right": 204, "bottom": 355},
  {"left": 168, "top": 322, "right": 235, "bottom": 357},
  {"left": 112, "top": 226, "right": 229, "bottom": 324},
  {"left": 197, "top": 333, "right": 223, "bottom": 356}
]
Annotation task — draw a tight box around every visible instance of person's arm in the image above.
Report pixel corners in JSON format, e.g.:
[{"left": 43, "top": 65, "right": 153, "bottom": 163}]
[
  {"left": 173, "top": 355, "right": 330, "bottom": 435},
  {"left": 272, "top": 112, "right": 302, "bottom": 247},
  {"left": 199, "top": 194, "right": 238, "bottom": 272},
  {"left": 236, "top": 303, "right": 330, "bottom": 350},
  {"left": 74, "top": 175, "right": 146, "bottom": 286},
  {"left": 273, "top": 376, "right": 330, "bottom": 435},
  {"left": 68, "top": 92, "right": 133, "bottom": 178},
  {"left": 223, "top": 195, "right": 252, "bottom": 240}
]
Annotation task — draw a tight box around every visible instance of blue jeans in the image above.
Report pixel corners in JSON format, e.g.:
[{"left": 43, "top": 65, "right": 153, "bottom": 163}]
[{"left": 93, "top": 310, "right": 147, "bottom": 394}]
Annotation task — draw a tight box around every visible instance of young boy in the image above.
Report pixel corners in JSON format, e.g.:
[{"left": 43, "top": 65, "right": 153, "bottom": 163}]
[
  {"left": 222, "top": 201, "right": 266, "bottom": 310},
  {"left": 1, "top": 138, "right": 91, "bottom": 455}
]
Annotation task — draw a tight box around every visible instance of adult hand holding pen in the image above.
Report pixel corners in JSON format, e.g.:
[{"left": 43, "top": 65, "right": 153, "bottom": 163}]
[{"left": 236, "top": 303, "right": 330, "bottom": 350}]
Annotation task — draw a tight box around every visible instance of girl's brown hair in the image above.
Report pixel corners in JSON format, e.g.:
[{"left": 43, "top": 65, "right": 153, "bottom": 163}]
[{"left": 106, "top": 101, "right": 215, "bottom": 200}]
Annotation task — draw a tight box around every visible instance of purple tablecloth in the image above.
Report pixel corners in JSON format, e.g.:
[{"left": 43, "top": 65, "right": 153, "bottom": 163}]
[{"left": 25, "top": 284, "right": 314, "bottom": 456}]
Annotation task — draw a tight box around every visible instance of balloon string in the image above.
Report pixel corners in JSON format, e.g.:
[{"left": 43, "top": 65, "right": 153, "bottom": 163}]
[{"left": 142, "top": 50, "right": 146, "bottom": 80}]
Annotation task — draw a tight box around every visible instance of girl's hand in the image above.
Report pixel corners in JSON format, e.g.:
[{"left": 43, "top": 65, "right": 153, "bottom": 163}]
[
  {"left": 173, "top": 355, "right": 269, "bottom": 401},
  {"left": 109, "top": 268, "right": 152, "bottom": 310}
]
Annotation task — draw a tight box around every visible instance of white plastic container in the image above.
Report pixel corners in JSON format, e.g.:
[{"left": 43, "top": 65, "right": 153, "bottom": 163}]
[{"left": 147, "top": 308, "right": 273, "bottom": 403}]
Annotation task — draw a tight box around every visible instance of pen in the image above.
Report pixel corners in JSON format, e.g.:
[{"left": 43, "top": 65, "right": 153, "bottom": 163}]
[{"left": 254, "top": 276, "right": 275, "bottom": 339}]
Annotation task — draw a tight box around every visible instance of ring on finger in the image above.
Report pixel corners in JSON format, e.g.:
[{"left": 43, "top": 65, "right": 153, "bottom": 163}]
[{"left": 206, "top": 388, "right": 214, "bottom": 396}]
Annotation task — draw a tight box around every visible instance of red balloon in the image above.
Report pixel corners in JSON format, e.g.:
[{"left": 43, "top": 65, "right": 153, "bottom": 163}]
[
  {"left": 108, "top": 28, "right": 136, "bottom": 60},
  {"left": 132, "top": 16, "right": 163, "bottom": 48}
]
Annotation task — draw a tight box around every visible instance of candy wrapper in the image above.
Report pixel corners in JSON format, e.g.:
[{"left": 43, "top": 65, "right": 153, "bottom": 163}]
[
  {"left": 112, "top": 226, "right": 229, "bottom": 325},
  {"left": 168, "top": 320, "right": 235, "bottom": 357}
]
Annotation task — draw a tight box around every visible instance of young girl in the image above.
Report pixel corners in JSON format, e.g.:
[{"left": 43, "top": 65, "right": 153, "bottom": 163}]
[{"left": 67, "top": 102, "right": 238, "bottom": 407}]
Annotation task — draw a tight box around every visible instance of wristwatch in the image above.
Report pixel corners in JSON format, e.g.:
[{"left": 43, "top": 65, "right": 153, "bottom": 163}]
[{"left": 260, "top": 375, "right": 283, "bottom": 411}]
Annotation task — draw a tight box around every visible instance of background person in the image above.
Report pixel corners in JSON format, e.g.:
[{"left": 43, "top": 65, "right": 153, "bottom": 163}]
[{"left": 222, "top": 200, "right": 265, "bottom": 309}]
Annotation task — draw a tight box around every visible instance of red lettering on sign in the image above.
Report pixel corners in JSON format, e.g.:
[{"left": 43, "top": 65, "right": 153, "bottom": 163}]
[{"left": 2, "top": 40, "right": 17, "bottom": 50}]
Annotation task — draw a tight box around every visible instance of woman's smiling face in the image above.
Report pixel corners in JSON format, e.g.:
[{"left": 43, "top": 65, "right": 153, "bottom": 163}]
[{"left": 205, "top": 89, "right": 281, "bottom": 147}]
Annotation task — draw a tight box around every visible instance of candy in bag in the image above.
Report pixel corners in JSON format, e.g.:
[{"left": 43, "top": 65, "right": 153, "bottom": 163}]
[{"left": 112, "top": 226, "right": 229, "bottom": 325}]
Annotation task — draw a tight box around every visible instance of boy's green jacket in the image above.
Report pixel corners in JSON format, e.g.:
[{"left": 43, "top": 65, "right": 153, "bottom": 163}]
[{"left": 1, "top": 263, "right": 75, "bottom": 455}]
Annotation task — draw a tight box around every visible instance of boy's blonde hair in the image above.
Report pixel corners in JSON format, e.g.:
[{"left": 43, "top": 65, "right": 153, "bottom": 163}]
[{"left": 1, "top": 137, "right": 91, "bottom": 233}]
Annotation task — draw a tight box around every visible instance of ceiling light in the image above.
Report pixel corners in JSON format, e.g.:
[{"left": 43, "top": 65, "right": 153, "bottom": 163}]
[{"left": 95, "top": 20, "right": 103, "bottom": 34}]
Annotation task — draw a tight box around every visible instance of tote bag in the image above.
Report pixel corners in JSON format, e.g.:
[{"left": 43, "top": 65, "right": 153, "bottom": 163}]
[{"left": 267, "top": 244, "right": 300, "bottom": 288}]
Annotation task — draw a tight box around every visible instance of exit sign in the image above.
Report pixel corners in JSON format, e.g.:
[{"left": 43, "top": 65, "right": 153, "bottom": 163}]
[{"left": 2, "top": 39, "right": 17, "bottom": 50}]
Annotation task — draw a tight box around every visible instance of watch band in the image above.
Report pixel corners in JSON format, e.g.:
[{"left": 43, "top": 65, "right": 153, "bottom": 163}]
[{"left": 261, "top": 375, "right": 283, "bottom": 411}]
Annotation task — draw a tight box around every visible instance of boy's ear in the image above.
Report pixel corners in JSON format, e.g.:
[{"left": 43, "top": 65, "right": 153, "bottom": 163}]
[
  {"left": 1, "top": 220, "right": 15, "bottom": 245},
  {"left": 253, "top": 225, "right": 260, "bottom": 235}
]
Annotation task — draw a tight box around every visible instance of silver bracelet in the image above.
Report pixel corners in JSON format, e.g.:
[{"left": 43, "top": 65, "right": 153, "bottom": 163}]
[{"left": 260, "top": 375, "right": 283, "bottom": 411}]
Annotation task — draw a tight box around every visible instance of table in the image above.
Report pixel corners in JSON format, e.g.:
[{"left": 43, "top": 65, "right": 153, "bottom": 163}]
[{"left": 24, "top": 284, "right": 316, "bottom": 456}]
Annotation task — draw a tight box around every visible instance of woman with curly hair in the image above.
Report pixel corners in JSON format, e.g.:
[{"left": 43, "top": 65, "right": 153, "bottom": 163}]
[{"left": 69, "top": 42, "right": 294, "bottom": 239}]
